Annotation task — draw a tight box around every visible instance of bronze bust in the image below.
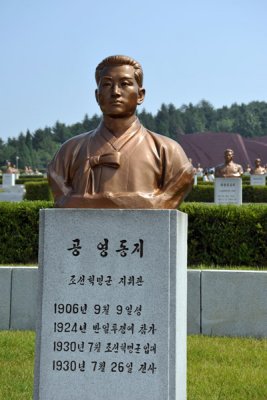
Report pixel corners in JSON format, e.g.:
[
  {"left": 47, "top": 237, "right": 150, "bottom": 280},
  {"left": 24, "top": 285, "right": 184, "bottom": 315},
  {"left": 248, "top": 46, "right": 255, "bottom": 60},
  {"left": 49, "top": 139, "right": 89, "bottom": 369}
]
[
  {"left": 5, "top": 161, "right": 16, "bottom": 174},
  {"left": 251, "top": 158, "right": 266, "bottom": 175},
  {"left": 48, "top": 55, "right": 194, "bottom": 209},
  {"left": 215, "top": 149, "right": 243, "bottom": 178}
]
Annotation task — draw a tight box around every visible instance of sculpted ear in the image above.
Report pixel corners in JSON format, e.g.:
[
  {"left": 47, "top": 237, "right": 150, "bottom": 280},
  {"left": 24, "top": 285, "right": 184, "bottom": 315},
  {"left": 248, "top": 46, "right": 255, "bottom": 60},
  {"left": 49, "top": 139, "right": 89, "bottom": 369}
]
[
  {"left": 95, "top": 89, "right": 99, "bottom": 104},
  {"left": 137, "top": 88, "right": 146, "bottom": 105}
]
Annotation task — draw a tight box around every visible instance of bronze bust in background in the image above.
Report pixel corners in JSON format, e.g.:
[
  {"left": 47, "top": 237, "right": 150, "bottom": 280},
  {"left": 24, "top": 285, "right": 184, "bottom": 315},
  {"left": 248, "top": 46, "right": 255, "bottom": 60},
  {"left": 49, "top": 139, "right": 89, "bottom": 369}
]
[
  {"left": 48, "top": 55, "right": 194, "bottom": 209},
  {"left": 251, "top": 158, "right": 266, "bottom": 175},
  {"left": 215, "top": 149, "right": 243, "bottom": 178},
  {"left": 5, "top": 161, "right": 16, "bottom": 174}
]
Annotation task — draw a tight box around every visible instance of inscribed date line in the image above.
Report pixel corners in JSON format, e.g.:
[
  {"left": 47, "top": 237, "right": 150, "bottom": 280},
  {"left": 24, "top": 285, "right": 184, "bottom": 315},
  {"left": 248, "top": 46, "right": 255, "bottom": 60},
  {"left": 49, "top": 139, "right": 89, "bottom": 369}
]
[
  {"left": 54, "top": 303, "right": 142, "bottom": 316},
  {"left": 52, "top": 360, "right": 157, "bottom": 374}
]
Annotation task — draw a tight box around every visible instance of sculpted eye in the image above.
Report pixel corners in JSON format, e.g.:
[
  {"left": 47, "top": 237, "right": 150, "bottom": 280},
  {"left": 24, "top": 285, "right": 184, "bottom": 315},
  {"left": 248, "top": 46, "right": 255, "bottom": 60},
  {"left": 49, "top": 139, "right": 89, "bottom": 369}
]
[{"left": 121, "top": 80, "right": 131, "bottom": 86}]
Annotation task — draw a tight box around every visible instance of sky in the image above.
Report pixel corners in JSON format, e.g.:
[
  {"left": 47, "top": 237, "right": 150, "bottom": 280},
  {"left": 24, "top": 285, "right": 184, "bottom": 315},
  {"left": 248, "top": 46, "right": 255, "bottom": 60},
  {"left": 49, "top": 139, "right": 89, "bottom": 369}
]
[{"left": 1, "top": 0, "right": 267, "bottom": 142}]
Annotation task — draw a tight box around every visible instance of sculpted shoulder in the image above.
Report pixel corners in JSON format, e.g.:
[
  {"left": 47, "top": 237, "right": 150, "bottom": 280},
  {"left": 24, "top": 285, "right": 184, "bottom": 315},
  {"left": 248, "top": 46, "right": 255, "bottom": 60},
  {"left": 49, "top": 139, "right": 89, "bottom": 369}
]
[
  {"left": 57, "top": 130, "right": 95, "bottom": 152},
  {"left": 144, "top": 129, "right": 192, "bottom": 168},
  {"left": 215, "top": 162, "right": 243, "bottom": 177},
  {"left": 145, "top": 129, "right": 186, "bottom": 153}
]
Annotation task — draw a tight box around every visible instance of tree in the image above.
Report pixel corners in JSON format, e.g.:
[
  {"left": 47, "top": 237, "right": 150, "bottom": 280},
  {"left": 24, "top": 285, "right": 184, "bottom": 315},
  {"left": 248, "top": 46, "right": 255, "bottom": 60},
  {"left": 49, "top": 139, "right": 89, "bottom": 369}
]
[
  {"left": 155, "top": 104, "right": 171, "bottom": 136},
  {"left": 197, "top": 100, "right": 216, "bottom": 130},
  {"left": 82, "top": 114, "right": 101, "bottom": 132},
  {"left": 137, "top": 109, "right": 156, "bottom": 132},
  {"left": 181, "top": 103, "right": 206, "bottom": 133},
  {"left": 32, "top": 128, "right": 53, "bottom": 150},
  {"left": 230, "top": 103, "right": 262, "bottom": 137},
  {"left": 167, "top": 104, "right": 185, "bottom": 140},
  {"left": 52, "top": 122, "right": 72, "bottom": 144}
]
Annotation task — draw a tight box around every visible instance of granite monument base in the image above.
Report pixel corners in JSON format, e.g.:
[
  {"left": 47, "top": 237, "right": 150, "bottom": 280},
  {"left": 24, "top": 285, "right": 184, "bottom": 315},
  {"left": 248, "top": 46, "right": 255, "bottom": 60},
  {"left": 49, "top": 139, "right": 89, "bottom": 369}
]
[
  {"left": 34, "top": 209, "right": 188, "bottom": 400},
  {"left": 2, "top": 173, "right": 15, "bottom": 188},
  {"left": 214, "top": 178, "right": 242, "bottom": 205},
  {"left": 250, "top": 175, "right": 266, "bottom": 186}
]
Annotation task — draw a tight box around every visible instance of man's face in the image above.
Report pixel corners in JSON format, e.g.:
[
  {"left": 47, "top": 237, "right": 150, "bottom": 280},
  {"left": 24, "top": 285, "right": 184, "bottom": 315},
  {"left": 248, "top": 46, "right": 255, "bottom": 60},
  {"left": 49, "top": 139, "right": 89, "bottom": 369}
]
[
  {"left": 95, "top": 65, "right": 145, "bottom": 118},
  {"left": 224, "top": 150, "right": 233, "bottom": 163},
  {"left": 255, "top": 159, "right": 261, "bottom": 167}
]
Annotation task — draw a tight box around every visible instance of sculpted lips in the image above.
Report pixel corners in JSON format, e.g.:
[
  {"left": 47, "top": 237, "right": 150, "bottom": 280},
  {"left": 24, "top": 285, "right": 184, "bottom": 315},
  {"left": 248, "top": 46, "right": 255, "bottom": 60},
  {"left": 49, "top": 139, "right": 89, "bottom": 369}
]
[{"left": 110, "top": 101, "right": 123, "bottom": 105}]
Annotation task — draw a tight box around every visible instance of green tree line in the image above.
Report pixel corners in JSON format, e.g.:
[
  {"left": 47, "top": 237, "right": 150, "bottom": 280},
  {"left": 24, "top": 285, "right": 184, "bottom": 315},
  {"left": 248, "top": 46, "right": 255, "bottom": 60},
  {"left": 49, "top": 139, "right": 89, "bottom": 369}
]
[{"left": 1, "top": 100, "right": 267, "bottom": 170}]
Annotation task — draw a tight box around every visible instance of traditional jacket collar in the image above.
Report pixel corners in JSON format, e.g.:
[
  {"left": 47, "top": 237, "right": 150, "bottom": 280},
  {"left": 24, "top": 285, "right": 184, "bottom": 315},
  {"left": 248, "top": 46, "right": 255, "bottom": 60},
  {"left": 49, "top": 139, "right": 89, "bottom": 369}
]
[{"left": 93, "top": 118, "right": 142, "bottom": 152}]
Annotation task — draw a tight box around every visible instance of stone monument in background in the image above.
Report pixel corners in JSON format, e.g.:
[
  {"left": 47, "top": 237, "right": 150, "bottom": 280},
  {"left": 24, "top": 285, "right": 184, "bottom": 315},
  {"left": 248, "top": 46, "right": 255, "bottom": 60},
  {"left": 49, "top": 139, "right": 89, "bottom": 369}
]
[
  {"left": 34, "top": 55, "right": 193, "bottom": 400},
  {"left": 250, "top": 158, "right": 266, "bottom": 186},
  {"left": 214, "top": 149, "right": 243, "bottom": 205},
  {"left": 2, "top": 161, "right": 16, "bottom": 188}
]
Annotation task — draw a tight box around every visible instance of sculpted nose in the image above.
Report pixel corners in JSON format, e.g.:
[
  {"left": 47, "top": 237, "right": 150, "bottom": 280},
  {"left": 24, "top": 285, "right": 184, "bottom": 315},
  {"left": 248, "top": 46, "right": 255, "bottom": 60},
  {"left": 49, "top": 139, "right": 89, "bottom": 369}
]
[{"left": 111, "top": 84, "right": 120, "bottom": 97}]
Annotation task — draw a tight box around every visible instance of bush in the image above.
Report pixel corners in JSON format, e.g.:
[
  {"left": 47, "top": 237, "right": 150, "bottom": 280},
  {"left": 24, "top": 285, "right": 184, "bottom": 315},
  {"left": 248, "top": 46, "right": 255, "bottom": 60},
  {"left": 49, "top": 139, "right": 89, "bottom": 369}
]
[
  {"left": 24, "top": 181, "right": 53, "bottom": 201},
  {"left": 16, "top": 177, "right": 45, "bottom": 184},
  {"left": 0, "top": 201, "right": 52, "bottom": 264},
  {"left": 242, "top": 185, "right": 267, "bottom": 202},
  {"left": 0, "top": 202, "right": 266, "bottom": 267},
  {"left": 242, "top": 175, "right": 251, "bottom": 185},
  {"left": 196, "top": 176, "right": 252, "bottom": 184},
  {"left": 187, "top": 185, "right": 214, "bottom": 202},
  {"left": 180, "top": 203, "right": 267, "bottom": 267}
]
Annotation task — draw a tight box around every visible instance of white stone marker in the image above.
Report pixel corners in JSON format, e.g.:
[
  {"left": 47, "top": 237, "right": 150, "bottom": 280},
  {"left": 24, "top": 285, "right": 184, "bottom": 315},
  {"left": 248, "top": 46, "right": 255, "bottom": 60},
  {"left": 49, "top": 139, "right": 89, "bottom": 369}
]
[
  {"left": 250, "top": 175, "right": 266, "bottom": 186},
  {"left": 34, "top": 209, "right": 187, "bottom": 400},
  {"left": 2, "top": 173, "right": 15, "bottom": 188},
  {"left": 214, "top": 178, "right": 242, "bottom": 205}
]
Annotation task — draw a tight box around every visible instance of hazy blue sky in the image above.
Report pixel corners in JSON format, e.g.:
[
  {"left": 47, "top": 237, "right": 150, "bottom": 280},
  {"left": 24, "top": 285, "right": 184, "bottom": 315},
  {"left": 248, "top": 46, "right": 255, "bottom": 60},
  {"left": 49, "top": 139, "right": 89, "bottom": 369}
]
[{"left": 1, "top": 0, "right": 266, "bottom": 141}]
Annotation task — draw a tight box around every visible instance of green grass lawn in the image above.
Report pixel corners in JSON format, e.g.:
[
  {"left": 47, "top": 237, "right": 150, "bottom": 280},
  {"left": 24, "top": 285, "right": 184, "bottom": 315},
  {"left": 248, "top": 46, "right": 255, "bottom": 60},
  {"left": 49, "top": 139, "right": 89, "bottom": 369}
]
[
  {"left": 188, "top": 335, "right": 267, "bottom": 399},
  {"left": 0, "top": 332, "right": 266, "bottom": 399}
]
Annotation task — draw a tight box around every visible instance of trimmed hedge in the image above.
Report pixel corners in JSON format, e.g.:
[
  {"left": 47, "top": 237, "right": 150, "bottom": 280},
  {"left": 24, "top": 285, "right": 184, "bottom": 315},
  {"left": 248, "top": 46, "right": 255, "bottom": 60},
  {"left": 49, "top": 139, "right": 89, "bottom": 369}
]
[
  {"left": 16, "top": 177, "right": 45, "bottom": 184},
  {"left": 186, "top": 184, "right": 267, "bottom": 203},
  {"left": 196, "top": 175, "right": 252, "bottom": 184},
  {"left": 242, "top": 175, "right": 252, "bottom": 184},
  {"left": 243, "top": 185, "right": 267, "bottom": 203},
  {"left": 0, "top": 202, "right": 266, "bottom": 267},
  {"left": 18, "top": 175, "right": 44, "bottom": 179},
  {"left": 180, "top": 203, "right": 267, "bottom": 267},
  {"left": 23, "top": 181, "right": 267, "bottom": 203},
  {"left": 0, "top": 201, "right": 52, "bottom": 264},
  {"left": 24, "top": 181, "right": 53, "bottom": 201},
  {"left": 187, "top": 185, "right": 214, "bottom": 202}
]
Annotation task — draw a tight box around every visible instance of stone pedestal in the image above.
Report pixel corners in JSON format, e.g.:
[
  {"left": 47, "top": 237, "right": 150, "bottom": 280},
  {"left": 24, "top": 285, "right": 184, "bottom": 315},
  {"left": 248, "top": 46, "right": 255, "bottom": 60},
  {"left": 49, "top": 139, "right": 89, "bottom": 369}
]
[
  {"left": 214, "top": 178, "right": 242, "bottom": 205},
  {"left": 250, "top": 175, "right": 266, "bottom": 186},
  {"left": 0, "top": 268, "right": 12, "bottom": 329},
  {"left": 2, "top": 173, "right": 15, "bottom": 188},
  {"left": 34, "top": 209, "right": 188, "bottom": 400}
]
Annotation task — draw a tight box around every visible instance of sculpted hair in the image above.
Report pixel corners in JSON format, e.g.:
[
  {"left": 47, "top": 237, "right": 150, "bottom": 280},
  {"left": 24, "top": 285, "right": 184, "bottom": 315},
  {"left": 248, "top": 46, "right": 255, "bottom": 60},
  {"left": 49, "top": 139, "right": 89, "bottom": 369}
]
[{"left": 95, "top": 55, "right": 143, "bottom": 87}]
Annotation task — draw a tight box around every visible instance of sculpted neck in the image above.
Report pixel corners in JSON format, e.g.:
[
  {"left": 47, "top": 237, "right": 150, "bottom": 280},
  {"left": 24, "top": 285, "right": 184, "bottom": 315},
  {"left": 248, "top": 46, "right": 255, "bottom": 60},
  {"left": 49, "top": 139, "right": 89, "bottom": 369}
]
[
  {"left": 225, "top": 160, "right": 234, "bottom": 166},
  {"left": 103, "top": 115, "right": 137, "bottom": 138}
]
